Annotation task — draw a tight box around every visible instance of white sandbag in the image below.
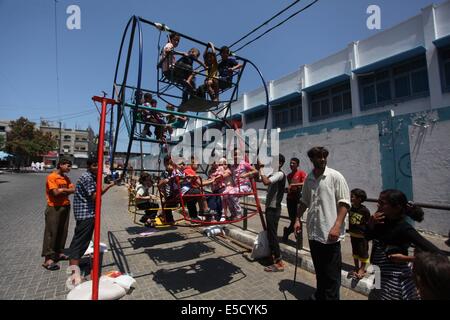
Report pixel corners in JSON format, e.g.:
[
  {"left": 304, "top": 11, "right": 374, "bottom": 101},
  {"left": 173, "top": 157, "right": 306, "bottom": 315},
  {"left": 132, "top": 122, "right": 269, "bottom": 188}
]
[
  {"left": 67, "top": 276, "right": 126, "bottom": 300},
  {"left": 250, "top": 230, "right": 271, "bottom": 260},
  {"left": 203, "top": 225, "right": 224, "bottom": 237},
  {"left": 113, "top": 275, "right": 137, "bottom": 291},
  {"left": 83, "top": 241, "right": 108, "bottom": 256}
]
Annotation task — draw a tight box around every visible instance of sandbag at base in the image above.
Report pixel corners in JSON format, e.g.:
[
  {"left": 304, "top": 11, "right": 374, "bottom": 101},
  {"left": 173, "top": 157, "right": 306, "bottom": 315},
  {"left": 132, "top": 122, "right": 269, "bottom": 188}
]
[
  {"left": 250, "top": 230, "right": 271, "bottom": 260},
  {"left": 67, "top": 276, "right": 126, "bottom": 300}
]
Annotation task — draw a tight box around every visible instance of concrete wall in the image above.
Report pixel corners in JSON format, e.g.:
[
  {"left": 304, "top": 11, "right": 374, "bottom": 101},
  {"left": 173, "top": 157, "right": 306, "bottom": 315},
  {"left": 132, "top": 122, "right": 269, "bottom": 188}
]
[
  {"left": 278, "top": 124, "right": 383, "bottom": 204},
  {"left": 273, "top": 107, "right": 450, "bottom": 235},
  {"left": 409, "top": 113, "right": 450, "bottom": 235}
]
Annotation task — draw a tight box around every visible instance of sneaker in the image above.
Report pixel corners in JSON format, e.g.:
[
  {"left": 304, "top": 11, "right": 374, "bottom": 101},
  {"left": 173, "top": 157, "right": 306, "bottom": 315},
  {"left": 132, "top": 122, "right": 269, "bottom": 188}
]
[{"left": 219, "top": 217, "right": 226, "bottom": 222}]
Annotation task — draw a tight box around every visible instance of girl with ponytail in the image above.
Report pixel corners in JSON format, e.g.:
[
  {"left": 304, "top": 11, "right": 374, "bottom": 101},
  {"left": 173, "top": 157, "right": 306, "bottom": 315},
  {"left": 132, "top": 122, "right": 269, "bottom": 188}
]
[{"left": 366, "top": 189, "right": 442, "bottom": 300}]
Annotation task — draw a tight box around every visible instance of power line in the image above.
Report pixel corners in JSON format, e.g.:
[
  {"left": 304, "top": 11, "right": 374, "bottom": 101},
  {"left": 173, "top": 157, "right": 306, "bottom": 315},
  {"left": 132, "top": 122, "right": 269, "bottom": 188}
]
[
  {"left": 32, "top": 110, "right": 96, "bottom": 122},
  {"left": 228, "top": 0, "right": 301, "bottom": 49},
  {"left": 234, "top": 0, "right": 320, "bottom": 53},
  {"left": 35, "top": 109, "right": 95, "bottom": 120}
]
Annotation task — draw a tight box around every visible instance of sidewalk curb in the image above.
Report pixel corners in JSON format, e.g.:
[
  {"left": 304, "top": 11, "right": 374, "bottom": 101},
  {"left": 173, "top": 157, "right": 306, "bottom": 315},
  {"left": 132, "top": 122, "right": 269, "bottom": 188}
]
[{"left": 224, "top": 226, "right": 374, "bottom": 297}]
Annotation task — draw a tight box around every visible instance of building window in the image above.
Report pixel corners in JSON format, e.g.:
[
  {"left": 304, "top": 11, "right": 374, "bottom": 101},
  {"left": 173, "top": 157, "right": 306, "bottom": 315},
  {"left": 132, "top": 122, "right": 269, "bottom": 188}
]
[
  {"left": 359, "top": 55, "right": 429, "bottom": 110},
  {"left": 439, "top": 45, "right": 450, "bottom": 92},
  {"left": 64, "top": 135, "right": 71, "bottom": 141},
  {"left": 0, "top": 126, "right": 5, "bottom": 132},
  {"left": 245, "top": 108, "right": 266, "bottom": 124},
  {"left": 272, "top": 98, "right": 302, "bottom": 128},
  {"left": 309, "top": 81, "right": 352, "bottom": 121}
]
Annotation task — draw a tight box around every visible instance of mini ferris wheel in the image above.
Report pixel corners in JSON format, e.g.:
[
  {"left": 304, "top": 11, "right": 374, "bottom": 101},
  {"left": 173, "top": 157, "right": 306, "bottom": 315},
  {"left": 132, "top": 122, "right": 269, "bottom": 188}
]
[{"left": 108, "top": 16, "right": 272, "bottom": 229}]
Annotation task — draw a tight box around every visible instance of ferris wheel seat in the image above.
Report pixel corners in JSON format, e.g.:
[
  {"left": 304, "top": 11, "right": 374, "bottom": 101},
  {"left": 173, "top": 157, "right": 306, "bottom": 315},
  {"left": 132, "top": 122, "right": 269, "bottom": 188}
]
[{"left": 178, "top": 96, "right": 220, "bottom": 113}]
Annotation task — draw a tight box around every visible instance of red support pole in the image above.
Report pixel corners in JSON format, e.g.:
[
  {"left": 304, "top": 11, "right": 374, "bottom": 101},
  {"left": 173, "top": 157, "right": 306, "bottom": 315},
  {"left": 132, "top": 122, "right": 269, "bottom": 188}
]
[
  {"left": 252, "top": 178, "right": 267, "bottom": 230},
  {"left": 91, "top": 96, "right": 116, "bottom": 300}
]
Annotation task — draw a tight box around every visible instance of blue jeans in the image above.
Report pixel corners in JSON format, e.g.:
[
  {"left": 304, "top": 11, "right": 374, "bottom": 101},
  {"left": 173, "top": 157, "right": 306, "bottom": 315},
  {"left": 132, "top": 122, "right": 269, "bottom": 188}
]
[{"left": 207, "top": 189, "right": 223, "bottom": 220}]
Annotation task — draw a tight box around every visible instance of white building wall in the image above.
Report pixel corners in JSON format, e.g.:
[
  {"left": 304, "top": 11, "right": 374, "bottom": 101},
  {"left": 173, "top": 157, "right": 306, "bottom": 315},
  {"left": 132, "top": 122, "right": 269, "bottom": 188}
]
[
  {"left": 360, "top": 97, "right": 432, "bottom": 118},
  {"left": 244, "top": 118, "right": 266, "bottom": 131},
  {"left": 306, "top": 48, "right": 351, "bottom": 87},
  {"left": 349, "top": 42, "right": 362, "bottom": 117},
  {"left": 435, "top": 0, "right": 450, "bottom": 39},
  {"left": 190, "top": 1, "right": 450, "bottom": 234},
  {"left": 245, "top": 87, "right": 268, "bottom": 110},
  {"left": 279, "top": 125, "right": 383, "bottom": 199},
  {"left": 409, "top": 119, "right": 450, "bottom": 235},
  {"left": 231, "top": 95, "right": 245, "bottom": 117},
  {"left": 356, "top": 14, "right": 425, "bottom": 68},
  {"left": 271, "top": 70, "right": 302, "bottom": 100}
]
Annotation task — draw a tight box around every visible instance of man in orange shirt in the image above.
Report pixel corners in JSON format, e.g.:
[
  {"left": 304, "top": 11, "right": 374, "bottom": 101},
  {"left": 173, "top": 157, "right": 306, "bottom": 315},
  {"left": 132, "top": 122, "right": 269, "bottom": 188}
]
[{"left": 41, "top": 158, "right": 75, "bottom": 271}]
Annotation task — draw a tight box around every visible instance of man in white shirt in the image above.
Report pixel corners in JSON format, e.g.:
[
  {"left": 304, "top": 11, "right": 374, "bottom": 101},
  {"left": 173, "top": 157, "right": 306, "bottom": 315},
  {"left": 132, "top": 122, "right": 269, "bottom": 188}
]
[
  {"left": 294, "top": 147, "right": 350, "bottom": 300},
  {"left": 259, "top": 154, "right": 287, "bottom": 272}
]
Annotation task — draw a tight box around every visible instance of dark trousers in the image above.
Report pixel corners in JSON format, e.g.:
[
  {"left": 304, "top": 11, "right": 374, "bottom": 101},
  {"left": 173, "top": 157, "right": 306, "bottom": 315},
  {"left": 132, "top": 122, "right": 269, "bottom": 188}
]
[
  {"left": 309, "top": 240, "right": 342, "bottom": 300},
  {"left": 41, "top": 205, "right": 70, "bottom": 259},
  {"left": 183, "top": 188, "right": 201, "bottom": 218},
  {"left": 137, "top": 202, "right": 159, "bottom": 223},
  {"left": 285, "top": 198, "right": 299, "bottom": 235},
  {"left": 163, "top": 194, "right": 179, "bottom": 223},
  {"left": 207, "top": 188, "right": 224, "bottom": 220},
  {"left": 266, "top": 207, "right": 282, "bottom": 261},
  {"left": 68, "top": 218, "right": 95, "bottom": 260}
]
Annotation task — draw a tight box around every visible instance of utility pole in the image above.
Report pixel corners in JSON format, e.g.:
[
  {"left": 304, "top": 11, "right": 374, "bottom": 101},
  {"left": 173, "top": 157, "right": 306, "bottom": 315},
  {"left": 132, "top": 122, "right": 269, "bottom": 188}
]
[{"left": 59, "top": 121, "right": 63, "bottom": 160}]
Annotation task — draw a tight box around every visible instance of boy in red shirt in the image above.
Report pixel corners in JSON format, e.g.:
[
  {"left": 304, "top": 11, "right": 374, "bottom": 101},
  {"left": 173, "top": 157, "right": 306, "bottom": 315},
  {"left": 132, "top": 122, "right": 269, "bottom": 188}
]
[{"left": 282, "top": 157, "right": 307, "bottom": 243}]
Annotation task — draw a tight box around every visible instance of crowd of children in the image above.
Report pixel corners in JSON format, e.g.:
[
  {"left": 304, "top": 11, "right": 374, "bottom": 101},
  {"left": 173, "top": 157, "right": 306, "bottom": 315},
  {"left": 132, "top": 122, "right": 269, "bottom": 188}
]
[
  {"left": 136, "top": 33, "right": 243, "bottom": 143},
  {"left": 133, "top": 150, "right": 259, "bottom": 227},
  {"left": 158, "top": 32, "right": 243, "bottom": 104}
]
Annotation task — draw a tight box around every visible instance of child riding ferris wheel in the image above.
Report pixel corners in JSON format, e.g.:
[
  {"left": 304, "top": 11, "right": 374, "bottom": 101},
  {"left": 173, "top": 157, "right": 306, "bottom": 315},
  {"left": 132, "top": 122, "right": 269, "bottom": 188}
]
[{"left": 107, "top": 15, "right": 273, "bottom": 228}]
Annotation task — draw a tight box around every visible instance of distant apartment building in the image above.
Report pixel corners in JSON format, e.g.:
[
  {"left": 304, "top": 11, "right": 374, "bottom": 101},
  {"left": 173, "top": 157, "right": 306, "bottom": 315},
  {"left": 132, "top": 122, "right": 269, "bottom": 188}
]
[
  {"left": 0, "top": 120, "right": 10, "bottom": 149},
  {"left": 40, "top": 122, "right": 96, "bottom": 167}
]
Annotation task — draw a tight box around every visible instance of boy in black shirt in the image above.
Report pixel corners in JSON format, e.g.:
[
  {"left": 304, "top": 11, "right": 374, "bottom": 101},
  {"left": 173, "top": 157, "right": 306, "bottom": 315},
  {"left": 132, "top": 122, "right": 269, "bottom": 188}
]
[
  {"left": 218, "top": 46, "right": 242, "bottom": 90},
  {"left": 349, "top": 188, "right": 371, "bottom": 279}
]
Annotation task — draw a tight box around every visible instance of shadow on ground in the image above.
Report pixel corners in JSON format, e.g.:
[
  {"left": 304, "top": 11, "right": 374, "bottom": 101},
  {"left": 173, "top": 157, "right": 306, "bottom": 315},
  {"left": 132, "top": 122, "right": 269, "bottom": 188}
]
[
  {"left": 125, "top": 225, "right": 177, "bottom": 235},
  {"left": 108, "top": 231, "right": 132, "bottom": 274},
  {"left": 152, "top": 257, "right": 246, "bottom": 299},
  {"left": 145, "top": 242, "right": 215, "bottom": 265},
  {"left": 278, "top": 279, "right": 315, "bottom": 300},
  {"left": 128, "top": 232, "right": 187, "bottom": 249}
]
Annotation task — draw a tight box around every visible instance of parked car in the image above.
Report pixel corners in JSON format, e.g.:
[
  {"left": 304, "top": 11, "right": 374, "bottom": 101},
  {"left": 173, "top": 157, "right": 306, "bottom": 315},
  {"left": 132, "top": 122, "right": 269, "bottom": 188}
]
[
  {"left": 71, "top": 164, "right": 79, "bottom": 169},
  {"left": 44, "top": 164, "right": 54, "bottom": 169}
]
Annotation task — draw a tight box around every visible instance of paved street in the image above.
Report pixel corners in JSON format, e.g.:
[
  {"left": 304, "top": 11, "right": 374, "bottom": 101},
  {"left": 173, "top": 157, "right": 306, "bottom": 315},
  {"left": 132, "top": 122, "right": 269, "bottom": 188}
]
[{"left": 0, "top": 171, "right": 365, "bottom": 300}]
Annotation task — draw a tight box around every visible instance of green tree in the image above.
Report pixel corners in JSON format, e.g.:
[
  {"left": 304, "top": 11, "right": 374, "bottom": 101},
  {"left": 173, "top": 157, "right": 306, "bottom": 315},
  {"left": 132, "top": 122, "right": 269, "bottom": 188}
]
[{"left": 5, "top": 117, "right": 57, "bottom": 169}]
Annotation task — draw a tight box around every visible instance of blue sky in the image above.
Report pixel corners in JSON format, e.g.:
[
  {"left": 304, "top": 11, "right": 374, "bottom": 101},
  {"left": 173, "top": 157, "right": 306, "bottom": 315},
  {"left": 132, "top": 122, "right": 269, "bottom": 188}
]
[{"left": 0, "top": 0, "right": 445, "bottom": 151}]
